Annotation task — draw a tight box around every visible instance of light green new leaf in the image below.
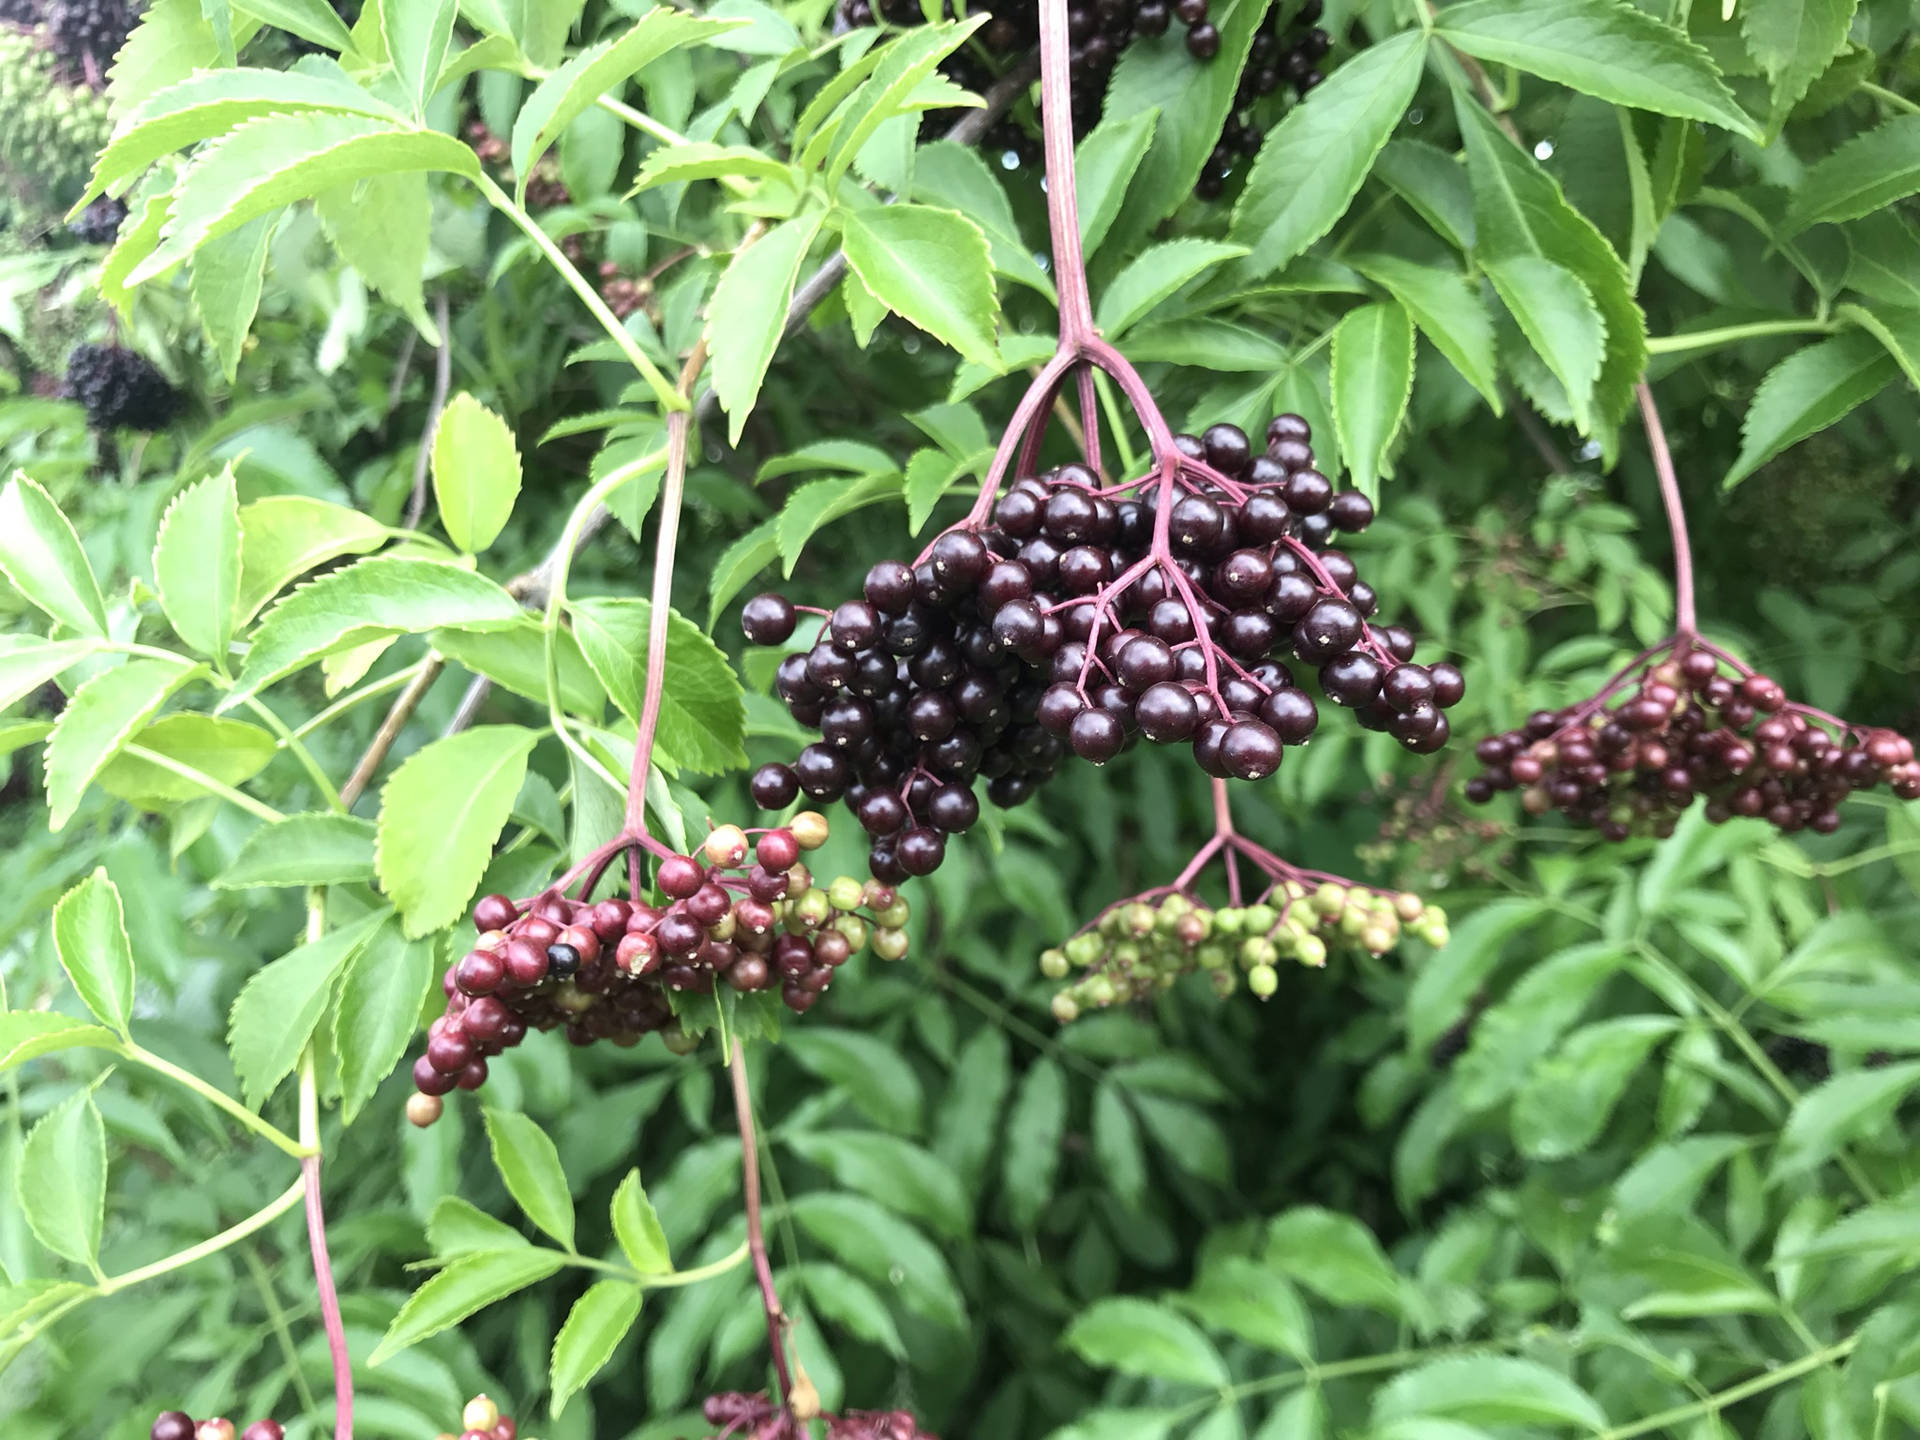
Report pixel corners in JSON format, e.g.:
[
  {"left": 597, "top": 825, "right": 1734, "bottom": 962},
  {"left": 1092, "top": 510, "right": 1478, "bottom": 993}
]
[
  {"left": 611, "top": 1168, "right": 671, "bottom": 1274},
  {"left": 1771, "top": 1061, "right": 1920, "bottom": 1181},
  {"left": 0, "top": 473, "right": 109, "bottom": 637},
  {"left": 370, "top": 1248, "right": 565, "bottom": 1365},
  {"left": 428, "top": 1195, "right": 529, "bottom": 1256},
  {"left": 97, "top": 714, "right": 275, "bottom": 805},
  {"left": 1266, "top": 1206, "right": 1402, "bottom": 1314},
  {"left": 154, "top": 466, "right": 241, "bottom": 662},
  {"left": 383, "top": 0, "right": 457, "bottom": 115},
  {"left": 235, "top": 495, "right": 386, "bottom": 622},
  {"left": 1724, "top": 332, "right": 1898, "bottom": 487},
  {"left": 1743, "top": 0, "right": 1858, "bottom": 131},
  {"left": 706, "top": 212, "right": 826, "bottom": 445},
  {"left": 840, "top": 204, "right": 1000, "bottom": 367},
  {"left": 229, "top": 557, "right": 521, "bottom": 704},
  {"left": 1784, "top": 115, "right": 1920, "bottom": 233},
  {"left": 18, "top": 1089, "right": 107, "bottom": 1271},
  {"left": 1232, "top": 32, "right": 1426, "bottom": 278},
  {"left": 1485, "top": 256, "right": 1607, "bottom": 432},
  {"left": 131, "top": 112, "right": 480, "bottom": 283},
  {"left": 432, "top": 618, "right": 606, "bottom": 717},
  {"left": 1374, "top": 1355, "right": 1607, "bottom": 1431},
  {"left": 43, "top": 659, "right": 202, "bottom": 831},
  {"left": 1064, "top": 1297, "right": 1229, "bottom": 1387},
  {"left": 314, "top": 172, "right": 437, "bottom": 340},
  {"left": 904, "top": 447, "right": 976, "bottom": 536},
  {"left": 51, "top": 870, "right": 134, "bottom": 1037},
  {"left": 568, "top": 598, "right": 747, "bottom": 774},
  {"left": 0, "top": 1012, "right": 120, "bottom": 1076},
  {"left": 0, "top": 637, "right": 95, "bottom": 715},
  {"left": 1350, "top": 254, "right": 1500, "bottom": 409},
  {"left": 216, "top": 812, "right": 377, "bottom": 888},
  {"left": 189, "top": 215, "right": 274, "bottom": 382},
  {"left": 913, "top": 142, "right": 1053, "bottom": 298},
  {"left": 1076, "top": 108, "right": 1159, "bottom": 259},
  {"left": 377, "top": 726, "right": 538, "bottom": 937},
  {"left": 630, "top": 141, "right": 797, "bottom": 191},
  {"left": 1837, "top": 301, "right": 1920, "bottom": 392},
  {"left": 431, "top": 394, "right": 523, "bottom": 553},
  {"left": 1098, "top": 239, "right": 1246, "bottom": 338},
  {"left": 227, "top": 907, "right": 388, "bottom": 1108},
  {"left": 818, "top": 19, "right": 987, "bottom": 185},
  {"left": 775, "top": 473, "right": 903, "bottom": 576},
  {"left": 510, "top": 8, "right": 744, "bottom": 196},
  {"left": 110, "top": 0, "right": 245, "bottom": 120},
  {"left": 550, "top": 1280, "right": 642, "bottom": 1418},
  {"left": 234, "top": 0, "right": 354, "bottom": 52},
  {"left": 484, "top": 1108, "right": 575, "bottom": 1249},
  {"left": 1329, "top": 300, "right": 1414, "bottom": 498},
  {"left": 1436, "top": 0, "right": 1757, "bottom": 137},
  {"left": 334, "top": 918, "right": 437, "bottom": 1124}
]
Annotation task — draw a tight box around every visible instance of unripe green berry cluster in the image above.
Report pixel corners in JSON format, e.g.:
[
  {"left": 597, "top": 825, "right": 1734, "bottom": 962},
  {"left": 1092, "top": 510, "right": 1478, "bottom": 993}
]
[{"left": 1042, "top": 883, "right": 1447, "bottom": 1022}]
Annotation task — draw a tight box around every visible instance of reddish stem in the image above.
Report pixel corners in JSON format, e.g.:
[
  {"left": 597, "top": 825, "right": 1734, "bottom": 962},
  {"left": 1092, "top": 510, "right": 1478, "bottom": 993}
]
[
  {"left": 627, "top": 396, "right": 697, "bottom": 835},
  {"left": 303, "top": 1155, "right": 353, "bottom": 1440},
  {"left": 1038, "top": 0, "right": 1093, "bottom": 349},
  {"left": 1636, "top": 379, "right": 1695, "bottom": 638},
  {"left": 729, "top": 1047, "right": 793, "bottom": 1405}
]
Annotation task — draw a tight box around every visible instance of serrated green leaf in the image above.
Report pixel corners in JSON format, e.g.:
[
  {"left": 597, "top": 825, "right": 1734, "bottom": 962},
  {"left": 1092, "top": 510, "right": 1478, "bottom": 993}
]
[
  {"left": 788, "top": 1192, "right": 966, "bottom": 1329},
  {"left": 51, "top": 870, "right": 134, "bottom": 1037},
  {"left": 1374, "top": 1356, "right": 1607, "bottom": 1431},
  {"left": 96, "top": 714, "right": 274, "bottom": 806},
  {"left": 1436, "top": 0, "right": 1757, "bottom": 137},
  {"left": 1785, "top": 115, "right": 1920, "bottom": 233},
  {"left": 189, "top": 215, "right": 274, "bottom": 382},
  {"left": 1350, "top": 254, "right": 1500, "bottom": 409},
  {"left": 1076, "top": 108, "right": 1159, "bottom": 259},
  {"left": 568, "top": 598, "right": 746, "bottom": 773},
  {"left": 430, "top": 393, "right": 522, "bottom": 553},
  {"left": 819, "top": 19, "right": 987, "bottom": 186},
  {"left": 1484, "top": 256, "right": 1606, "bottom": 432},
  {"left": 235, "top": 495, "right": 386, "bottom": 622},
  {"left": 1181, "top": 1256, "right": 1315, "bottom": 1362},
  {"left": 630, "top": 141, "right": 796, "bottom": 191},
  {"left": 1329, "top": 300, "right": 1414, "bottom": 497},
  {"left": 1091, "top": 1084, "right": 1146, "bottom": 1212},
  {"left": 775, "top": 473, "right": 903, "bottom": 577},
  {"left": 370, "top": 1248, "right": 565, "bottom": 1365},
  {"left": 377, "top": 726, "right": 538, "bottom": 937},
  {"left": 216, "top": 812, "right": 378, "bottom": 888},
  {"left": 334, "top": 918, "right": 436, "bottom": 1124},
  {"left": 43, "top": 659, "right": 202, "bottom": 831},
  {"left": 1837, "top": 302, "right": 1920, "bottom": 391},
  {"left": 428, "top": 1195, "right": 529, "bottom": 1256},
  {"left": 550, "top": 1279, "right": 642, "bottom": 1418},
  {"left": 1724, "top": 332, "right": 1898, "bottom": 487},
  {"left": 227, "top": 907, "right": 388, "bottom": 1108},
  {"left": 1374, "top": 139, "right": 1475, "bottom": 252},
  {"left": 314, "top": 172, "right": 436, "bottom": 340},
  {"left": 0, "top": 637, "right": 96, "bottom": 715},
  {"left": 234, "top": 0, "right": 353, "bottom": 51},
  {"left": 432, "top": 619, "right": 605, "bottom": 717},
  {"left": 1743, "top": 0, "right": 1858, "bottom": 131},
  {"left": 1096, "top": 239, "right": 1247, "bottom": 337},
  {"left": 229, "top": 557, "right": 521, "bottom": 704},
  {"left": 18, "top": 1089, "right": 106, "bottom": 1271},
  {"left": 0, "top": 1012, "right": 120, "bottom": 1076},
  {"left": 611, "top": 1168, "right": 671, "bottom": 1274},
  {"left": 904, "top": 446, "right": 979, "bottom": 535},
  {"left": 510, "top": 9, "right": 745, "bottom": 197},
  {"left": 383, "top": 0, "right": 456, "bottom": 114},
  {"left": 1266, "top": 1206, "right": 1402, "bottom": 1314},
  {"left": 912, "top": 142, "right": 1054, "bottom": 298},
  {"left": 1771, "top": 1061, "right": 1920, "bottom": 1181},
  {"left": 1232, "top": 31, "right": 1426, "bottom": 278},
  {"left": 784, "top": 1131, "right": 969, "bottom": 1239},
  {"left": 154, "top": 467, "right": 241, "bottom": 663},
  {"left": 1003, "top": 1056, "right": 1066, "bottom": 1232},
  {"left": 706, "top": 212, "right": 826, "bottom": 445},
  {"left": 786, "top": 1027, "right": 925, "bottom": 1133},
  {"left": 793, "top": 1261, "right": 904, "bottom": 1358},
  {"left": 1064, "top": 1297, "right": 1229, "bottom": 1386},
  {"left": 0, "top": 473, "right": 109, "bottom": 637},
  {"left": 706, "top": 519, "right": 781, "bottom": 629},
  {"left": 840, "top": 204, "right": 999, "bottom": 367},
  {"left": 484, "top": 1108, "right": 575, "bottom": 1248},
  {"left": 1513, "top": 1016, "right": 1678, "bottom": 1159}
]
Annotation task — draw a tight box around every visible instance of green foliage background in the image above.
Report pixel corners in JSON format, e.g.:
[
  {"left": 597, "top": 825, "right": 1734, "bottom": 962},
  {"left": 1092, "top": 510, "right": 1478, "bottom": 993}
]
[{"left": 2, "top": 0, "right": 1919, "bottom": 1437}]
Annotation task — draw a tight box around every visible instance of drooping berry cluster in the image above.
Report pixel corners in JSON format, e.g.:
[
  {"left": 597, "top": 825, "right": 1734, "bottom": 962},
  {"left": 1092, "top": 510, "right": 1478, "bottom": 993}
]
[
  {"left": 701, "top": 1392, "right": 938, "bottom": 1439},
  {"left": 434, "top": 1393, "right": 518, "bottom": 1440},
  {"left": 1198, "top": 0, "right": 1336, "bottom": 199},
  {"left": 43, "top": 0, "right": 135, "bottom": 78},
  {"left": 1044, "top": 881, "right": 1446, "bottom": 1020},
  {"left": 1465, "top": 642, "right": 1920, "bottom": 839},
  {"left": 408, "top": 818, "right": 910, "bottom": 1124},
  {"left": 149, "top": 1413, "right": 282, "bottom": 1440},
  {"left": 744, "top": 413, "right": 1460, "bottom": 881},
  {"left": 66, "top": 194, "right": 123, "bottom": 243},
  {"left": 463, "top": 120, "right": 571, "bottom": 208},
  {"left": 60, "top": 343, "right": 182, "bottom": 431}
]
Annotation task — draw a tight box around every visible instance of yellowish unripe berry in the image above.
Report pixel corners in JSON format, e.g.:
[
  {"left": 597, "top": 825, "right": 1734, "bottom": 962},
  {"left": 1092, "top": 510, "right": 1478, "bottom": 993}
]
[
  {"left": 406, "top": 1093, "right": 443, "bottom": 1128},
  {"left": 790, "top": 810, "right": 830, "bottom": 849},
  {"left": 1040, "top": 948, "right": 1070, "bottom": 979},
  {"left": 871, "top": 926, "right": 910, "bottom": 961},
  {"left": 1051, "top": 993, "right": 1080, "bottom": 1023},
  {"left": 463, "top": 1397, "right": 500, "bottom": 1432},
  {"left": 704, "top": 825, "right": 749, "bottom": 867}
]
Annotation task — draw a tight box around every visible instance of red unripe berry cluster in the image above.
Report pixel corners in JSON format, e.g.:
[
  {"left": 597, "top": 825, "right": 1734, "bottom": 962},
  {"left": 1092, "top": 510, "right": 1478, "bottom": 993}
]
[
  {"left": 407, "top": 818, "right": 911, "bottom": 1124},
  {"left": 149, "top": 1414, "right": 281, "bottom": 1440},
  {"left": 434, "top": 1393, "right": 517, "bottom": 1440},
  {"left": 700, "top": 1392, "right": 938, "bottom": 1439},
  {"left": 1467, "top": 645, "right": 1920, "bottom": 839}
]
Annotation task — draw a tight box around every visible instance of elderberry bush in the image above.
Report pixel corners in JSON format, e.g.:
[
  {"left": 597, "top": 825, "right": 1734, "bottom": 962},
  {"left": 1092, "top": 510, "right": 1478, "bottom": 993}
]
[
  {"left": 60, "top": 343, "right": 183, "bottom": 431},
  {"left": 744, "top": 411, "right": 1461, "bottom": 882},
  {"left": 408, "top": 818, "right": 911, "bottom": 1123},
  {"left": 1466, "top": 643, "right": 1920, "bottom": 839}
]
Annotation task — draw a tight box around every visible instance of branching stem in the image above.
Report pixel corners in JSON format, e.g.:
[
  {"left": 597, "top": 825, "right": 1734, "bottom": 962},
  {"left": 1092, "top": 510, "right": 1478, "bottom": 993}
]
[
  {"left": 1635, "top": 380, "right": 1694, "bottom": 638},
  {"left": 729, "top": 1047, "right": 793, "bottom": 1404}
]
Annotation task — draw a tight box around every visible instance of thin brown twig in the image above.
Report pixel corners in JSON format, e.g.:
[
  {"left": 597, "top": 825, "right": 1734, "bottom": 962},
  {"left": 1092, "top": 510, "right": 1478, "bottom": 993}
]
[
  {"left": 338, "top": 661, "right": 441, "bottom": 811},
  {"left": 1512, "top": 398, "right": 1573, "bottom": 474},
  {"left": 729, "top": 1047, "right": 792, "bottom": 1404}
]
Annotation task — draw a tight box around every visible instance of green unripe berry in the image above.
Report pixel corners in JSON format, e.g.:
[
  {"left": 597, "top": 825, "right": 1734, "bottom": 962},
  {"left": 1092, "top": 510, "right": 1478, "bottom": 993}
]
[
  {"left": 1394, "top": 892, "right": 1425, "bottom": 922},
  {"left": 661, "top": 1027, "right": 701, "bottom": 1055},
  {"left": 1040, "top": 948, "right": 1070, "bottom": 979},
  {"left": 1243, "top": 903, "right": 1277, "bottom": 934},
  {"left": 1125, "top": 902, "right": 1156, "bottom": 935},
  {"left": 794, "top": 888, "right": 833, "bottom": 927},
  {"left": 828, "top": 876, "right": 865, "bottom": 911},
  {"left": 1212, "top": 907, "right": 1245, "bottom": 935},
  {"left": 1248, "top": 963, "right": 1279, "bottom": 998},
  {"left": 871, "top": 927, "right": 910, "bottom": 961},
  {"left": 1066, "top": 933, "right": 1102, "bottom": 967},
  {"left": 1051, "top": 993, "right": 1080, "bottom": 1024},
  {"left": 874, "top": 900, "right": 911, "bottom": 928},
  {"left": 1312, "top": 883, "right": 1346, "bottom": 917},
  {"left": 1195, "top": 941, "right": 1230, "bottom": 971},
  {"left": 833, "top": 915, "right": 868, "bottom": 951},
  {"left": 1160, "top": 893, "right": 1193, "bottom": 919},
  {"left": 1087, "top": 974, "right": 1118, "bottom": 1006},
  {"left": 1297, "top": 934, "right": 1328, "bottom": 968},
  {"left": 1240, "top": 936, "right": 1279, "bottom": 970},
  {"left": 1361, "top": 923, "right": 1396, "bottom": 954}
]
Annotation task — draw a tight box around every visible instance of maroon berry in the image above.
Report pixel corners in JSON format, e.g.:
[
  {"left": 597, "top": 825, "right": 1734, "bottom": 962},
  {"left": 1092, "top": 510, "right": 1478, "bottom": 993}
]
[
  {"left": 757, "top": 828, "right": 800, "bottom": 872},
  {"left": 455, "top": 950, "right": 505, "bottom": 996},
  {"left": 473, "top": 894, "right": 517, "bottom": 932},
  {"left": 152, "top": 1414, "right": 196, "bottom": 1440},
  {"left": 657, "top": 855, "right": 705, "bottom": 899}
]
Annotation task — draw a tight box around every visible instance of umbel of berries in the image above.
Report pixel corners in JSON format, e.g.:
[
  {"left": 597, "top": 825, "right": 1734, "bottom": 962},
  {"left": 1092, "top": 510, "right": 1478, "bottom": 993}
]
[
  {"left": 61, "top": 343, "right": 184, "bottom": 432},
  {"left": 434, "top": 1392, "right": 518, "bottom": 1440},
  {"left": 701, "top": 1391, "right": 939, "bottom": 1439},
  {"left": 44, "top": 0, "right": 137, "bottom": 78},
  {"left": 1466, "top": 642, "right": 1920, "bottom": 840},
  {"left": 743, "top": 411, "right": 1461, "bottom": 882},
  {"left": 407, "top": 815, "right": 913, "bottom": 1125},
  {"left": 149, "top": 1412, "right": 283, "bottom": 1440},
  {"left": 66, "top": 195, "right": 125, "bottom": 244}
]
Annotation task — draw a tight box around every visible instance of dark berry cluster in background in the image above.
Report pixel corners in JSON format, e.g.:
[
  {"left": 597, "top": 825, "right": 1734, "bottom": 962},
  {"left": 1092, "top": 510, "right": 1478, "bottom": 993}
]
[
  {"left": 149, "top": 1413, "right": 282, "bottom": 1440},
  {"left": 43, "top": 0, "right": 136, "bottom": 78},
  {"left": 408, "top": 819, "right": 912, "bottom": 1124},
  {"left": 1199, "top": 0, "right": 1334, "bottom": 198},
  {"left": 60, "top": 342, "right": 182, "bottom": 431},
  {"left": 433, "top": 1393, "right": 519, "bottom": 1440},
  {"left": 701, "top": 1392, "right": 938, "bottom": 1439},
  {"left": 1466, "top": 645, "right": 1920, "bottom": 839},
  {"left": 745, "top": 413, "right": 1462, "bottom": 882},
  {"left": 65, "top": 194, "right": 124, "bottom": 243}
]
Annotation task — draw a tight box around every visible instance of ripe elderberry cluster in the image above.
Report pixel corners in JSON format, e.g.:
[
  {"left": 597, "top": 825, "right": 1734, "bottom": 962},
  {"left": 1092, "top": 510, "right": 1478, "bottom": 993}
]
[
  {"left": 1043, "top": 881, "right": 1447, "bottom": 1020},
  {"left": 435, "top": 1393, "right": 519, "bottom": 1440},
  {"left": 149, "top": 1414, "right": 281, "bottom": 1440},
  {"left": 408, "top": 818, "right": 910, "bottom": 1124},
  {"left": 700, "top": 1392, "right": 937, "bottom": 1439},
  {"left": 1465, "top": 644, "right": 1920, "bottom": 839},
  {"left": 61, "top": 343, "right": 183, "bottom": 431},
  {"left": 1199, "top": 0, "right": 1335, "bottom": 199},
  {"left": 743, "top": 413, "right": 1460, "bottom": 881},
  {"left": 66, "top": 194, "right": 124, "bottom": 243},
  {"left": 44, "top": 0, "right": 135, "bottom": 78}
]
